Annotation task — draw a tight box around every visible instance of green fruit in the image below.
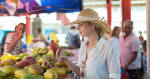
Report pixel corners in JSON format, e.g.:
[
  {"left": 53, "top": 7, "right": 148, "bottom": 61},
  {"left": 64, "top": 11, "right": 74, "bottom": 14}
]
[
  {"left": 32, "top": 47, "right": 38, "bottom": 53},
  {"left": 44, "top": 71, "right": 58, "bottom": 79},
  {"left": 19, "top": 53, "right": 28, "bottom": 59},
  {"left": 31, "top": 53, "right": 40, "bottom": 59},
  {"left": 35, "top": 55, "right": 42, "bottom": 60},
  {"left": 47, "top": 67, "right": 66, "bottom": 75},
  {"left": 14, "top": 70, "right": 28, "bottom": 79},
  {"left": 0, "top": 65, "right": 12, "bottom": 75},
  {"left": 27, "top": 65, "right": 43, "bottom": 75},
  {"left": 11, "top": 65, "right": 19, "bottom": 74},
  {"left": 0, "top": 70, "right": 6, "bottom": 77},
  {"left": 34, "top": 75, "right": 44, "bottom": 79},
  {"left": 37, "top": 58, "right": 46, "bottom": 64},
  {"left": 56, "top": 61, "right": 67, "bottom": 67},
  {"left": 47, "top": 49, "right": 54, "bottom": 57},
  {"left": 21, "top": 74, "right": 36, "bottom": 79},
  {"left": 7, "top": 75, "right": 14, "bottom": 79},
  {"left": 63, "top": 51, "right": 70, "bottom": 56}
]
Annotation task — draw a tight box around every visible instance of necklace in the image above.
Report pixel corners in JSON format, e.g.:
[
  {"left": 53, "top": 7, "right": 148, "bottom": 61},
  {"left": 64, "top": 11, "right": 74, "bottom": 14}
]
[{"left": 80, "top": 36, "right": 101, "bottom": 78}]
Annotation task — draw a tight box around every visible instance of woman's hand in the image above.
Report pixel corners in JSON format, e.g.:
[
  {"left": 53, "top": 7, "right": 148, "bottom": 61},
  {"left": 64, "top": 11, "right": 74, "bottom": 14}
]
[
  {"left": 17, "top": 32, "right": 23, "bottom": 39},
  {"left": 56, "top": 48, "right": 69, "bottom": 62}
]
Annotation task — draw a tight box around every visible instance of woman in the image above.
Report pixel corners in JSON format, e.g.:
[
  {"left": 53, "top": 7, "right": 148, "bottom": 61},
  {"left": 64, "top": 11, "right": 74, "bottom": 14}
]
[
  {"left": 4, "top": 23, "right": 25, "bottom": 55},
  {"left": 57, "top": 8, "right": 120, "bottom": 79},
  {"left": 109, "top": 26, "right": 121, "bottom": 63}
]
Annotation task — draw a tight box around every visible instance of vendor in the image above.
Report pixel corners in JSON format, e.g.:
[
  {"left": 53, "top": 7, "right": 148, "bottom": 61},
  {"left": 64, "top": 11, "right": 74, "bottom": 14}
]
[{"left": 3, "top": 23, "right": 25, "bottom": 55}]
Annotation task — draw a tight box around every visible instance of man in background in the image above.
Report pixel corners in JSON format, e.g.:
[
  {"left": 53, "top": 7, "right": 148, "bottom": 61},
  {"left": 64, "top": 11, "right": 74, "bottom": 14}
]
[
  {"left": 66, "top": 26, "right": 81, "bottom": 49},
  {"left": 120, "top": 20, "right": 141, "bottom": 79}
]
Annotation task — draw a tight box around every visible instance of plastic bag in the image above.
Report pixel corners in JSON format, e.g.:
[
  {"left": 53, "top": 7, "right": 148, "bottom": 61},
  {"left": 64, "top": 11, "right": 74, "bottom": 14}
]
[{"left": 121, "top": 70, "right": 129, "bottom": 79}]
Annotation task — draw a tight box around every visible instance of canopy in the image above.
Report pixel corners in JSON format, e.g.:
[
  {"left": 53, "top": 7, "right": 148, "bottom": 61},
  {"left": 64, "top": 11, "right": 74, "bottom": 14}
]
[{"left": 0, "top": 0, "right": 82, "bottom": 16}]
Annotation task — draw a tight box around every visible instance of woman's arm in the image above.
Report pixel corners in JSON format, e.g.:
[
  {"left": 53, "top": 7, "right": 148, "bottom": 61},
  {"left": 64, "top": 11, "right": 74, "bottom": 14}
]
[
  {"left": 5, "top": 32, "right": 22, "bottom": 52},
  {"left": 63, "top": 58, "right": 80, "bottom": 75},
  {"left": 56, "top": 49, "right": 80, "bottom": 76}
]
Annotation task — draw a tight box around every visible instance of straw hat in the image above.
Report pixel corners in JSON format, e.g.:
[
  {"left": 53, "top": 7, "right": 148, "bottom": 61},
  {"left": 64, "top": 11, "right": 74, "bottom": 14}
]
[{"left": 72, "top": 8, "right": 111, "bottom": 34}]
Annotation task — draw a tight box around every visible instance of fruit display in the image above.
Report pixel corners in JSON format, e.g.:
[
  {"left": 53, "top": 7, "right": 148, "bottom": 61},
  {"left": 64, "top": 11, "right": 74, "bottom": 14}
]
[{"left": 0, "top": 46, "right": 74, "bottom": 79}]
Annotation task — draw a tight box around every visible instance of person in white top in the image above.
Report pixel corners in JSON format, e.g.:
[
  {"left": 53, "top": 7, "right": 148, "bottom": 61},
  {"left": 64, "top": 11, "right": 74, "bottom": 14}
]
[
  {"left": 120, "top": 20, "right": 141, "bottom": 79},
  {"left": 109, "top": 26, "right": 121, "bottom": 69},
  {"left": 56, "top": 8, "right": 121, "bottom": 79}
]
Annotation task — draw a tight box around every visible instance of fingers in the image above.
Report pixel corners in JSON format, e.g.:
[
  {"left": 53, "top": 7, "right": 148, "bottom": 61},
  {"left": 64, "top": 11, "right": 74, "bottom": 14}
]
[{"left": 56, "top": 48, "right": 62, "bottom": 60}]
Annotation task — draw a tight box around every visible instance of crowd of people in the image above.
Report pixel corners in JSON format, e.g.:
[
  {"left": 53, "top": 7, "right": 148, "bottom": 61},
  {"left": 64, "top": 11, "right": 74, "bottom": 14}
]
[{"left": 0, "top": 8, "right": 147, "bottom": 79}]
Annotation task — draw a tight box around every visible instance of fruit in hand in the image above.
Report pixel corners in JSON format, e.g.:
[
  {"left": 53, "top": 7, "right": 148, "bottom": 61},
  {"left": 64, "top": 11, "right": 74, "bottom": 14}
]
[{"left": 47, "top": 67, "right": 66, "bottom": 75}]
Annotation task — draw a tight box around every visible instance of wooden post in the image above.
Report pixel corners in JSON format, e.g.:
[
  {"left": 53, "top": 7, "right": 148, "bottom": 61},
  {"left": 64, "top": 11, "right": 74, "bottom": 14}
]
[
  {"left": 26, "top": 15, "right": 30, "bottom": 36},
  {"left": 121, "top": 0, "right": 131, "bottom": 32},
  {"left": 107, "top": 0, "right": 112, "bottom": 27},
  {"left": 146, "top": 0, "right": 150, "bottom": 78},
  {"left": 26, "top": 14, "right": 30, "bottom": 44}
]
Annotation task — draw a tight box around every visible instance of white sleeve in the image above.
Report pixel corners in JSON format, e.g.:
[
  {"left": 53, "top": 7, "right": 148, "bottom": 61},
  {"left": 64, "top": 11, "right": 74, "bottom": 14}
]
[{"left": 107, "top": 46, "right": 121, "bottom": 79}]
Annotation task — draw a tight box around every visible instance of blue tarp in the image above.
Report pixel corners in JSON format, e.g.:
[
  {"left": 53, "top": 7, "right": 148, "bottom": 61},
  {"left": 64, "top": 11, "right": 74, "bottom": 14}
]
[{"left": 0, "top": 0, "right": 82, "bottom": 15}]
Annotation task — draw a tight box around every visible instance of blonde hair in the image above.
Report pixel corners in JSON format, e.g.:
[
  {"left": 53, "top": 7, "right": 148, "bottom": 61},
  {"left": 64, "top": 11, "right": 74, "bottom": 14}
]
[{"left": 87, "top": 22, "right": 110, "bottom": 39}]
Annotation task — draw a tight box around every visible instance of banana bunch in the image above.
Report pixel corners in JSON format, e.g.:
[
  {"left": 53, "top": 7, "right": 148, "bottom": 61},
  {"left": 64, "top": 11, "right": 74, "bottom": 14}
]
[{"left": 1, "top": 54, "right": 19, "bottom": 61}]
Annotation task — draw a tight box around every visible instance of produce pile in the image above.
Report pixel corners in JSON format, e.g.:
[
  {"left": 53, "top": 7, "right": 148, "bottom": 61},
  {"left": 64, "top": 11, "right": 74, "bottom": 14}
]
[{"left": 0, "top": 46, "right": 74, "bottom": 79}]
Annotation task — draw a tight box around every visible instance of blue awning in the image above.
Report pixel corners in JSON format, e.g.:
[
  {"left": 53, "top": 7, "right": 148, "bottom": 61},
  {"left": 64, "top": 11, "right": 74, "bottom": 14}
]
[{"left": 0, "top": 0, "right": 83, "bottom": 16}]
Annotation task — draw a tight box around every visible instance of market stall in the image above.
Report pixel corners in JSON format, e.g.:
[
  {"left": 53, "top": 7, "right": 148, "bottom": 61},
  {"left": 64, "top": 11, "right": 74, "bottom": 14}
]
[{"left": 0, "top": 0, "right": 82, "bottom": 79}]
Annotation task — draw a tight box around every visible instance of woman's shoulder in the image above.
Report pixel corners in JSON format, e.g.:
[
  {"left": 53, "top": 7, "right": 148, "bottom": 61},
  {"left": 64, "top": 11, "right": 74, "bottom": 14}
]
[{"left": 100, "top": 38, "right": 112, "bottom": 48}]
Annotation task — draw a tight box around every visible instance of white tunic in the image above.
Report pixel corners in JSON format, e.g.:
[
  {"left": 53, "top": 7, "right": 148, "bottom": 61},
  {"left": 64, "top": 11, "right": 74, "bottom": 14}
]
[
  {"left": 77, "top": 38, "right": 121, "bottom": 79},
  {"left": 109, "top": 37, "right": 120, "bottom": 67}
]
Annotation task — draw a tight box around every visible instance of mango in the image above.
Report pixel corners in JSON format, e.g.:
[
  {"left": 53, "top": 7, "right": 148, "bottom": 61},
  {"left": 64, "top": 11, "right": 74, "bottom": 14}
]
[
  {"left": 0, "top": 65, "right": 12, "bottom": 75},
  {"left": 34, "top": 75, "right": 44, "bottom": 79},
  {"left": 0, "top": 70, "right": 6, "bottom": 77},
  {"left": 21, "top": 74, "right": 36, "bottom": 79},
  {"left": 47, "top": 67, "right": 66, "bottom": 75},
  {"left": 27, "top": 65, "right": 43, "bottom": 75},
  {"left": 44, "top": 71, "right": 58, "bottom": 79},
  {"left": 14, "top": 70, "right": 28, "bottom": 79}
]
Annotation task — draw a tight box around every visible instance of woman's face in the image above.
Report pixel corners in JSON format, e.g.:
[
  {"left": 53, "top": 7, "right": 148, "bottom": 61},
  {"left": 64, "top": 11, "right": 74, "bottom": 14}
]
[
  {"left": 15, "top": 24, "right": 25, "bottom": 34},
  {"left": 115, "top": 28, "right": 121, "bottom": 36},
  {"left": 77, "top": 22, "right": 93, "bottom": 37}
]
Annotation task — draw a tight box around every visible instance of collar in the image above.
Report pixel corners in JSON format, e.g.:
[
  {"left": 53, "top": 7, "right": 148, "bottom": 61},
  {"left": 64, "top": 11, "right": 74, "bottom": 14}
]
[
  {"left": 123, "top": 32, "right": 134, "bottom": 40},
  {"left": 85, "top": 36, "right": 102, "bottom": 49}
]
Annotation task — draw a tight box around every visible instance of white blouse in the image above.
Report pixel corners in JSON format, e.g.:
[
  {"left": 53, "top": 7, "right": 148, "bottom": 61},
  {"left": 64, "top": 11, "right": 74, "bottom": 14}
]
[{"left": 77, "top": 38, "right": 121, "bottom": 79}]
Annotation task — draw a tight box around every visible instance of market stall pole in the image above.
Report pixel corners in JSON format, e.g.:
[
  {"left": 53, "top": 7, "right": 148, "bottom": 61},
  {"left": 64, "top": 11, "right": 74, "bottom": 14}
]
[
  {"left": 26, "top": 14, "right": 30, "bottom": 38},
  {"left": 121, "top": 0, "right": 131, "bottom": 32},
  {"left": 146, "top": 0, "right": 150, "bottom": 78},
  {"left": 106, "top": 0, "right": 112, "bottom": 27}
]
